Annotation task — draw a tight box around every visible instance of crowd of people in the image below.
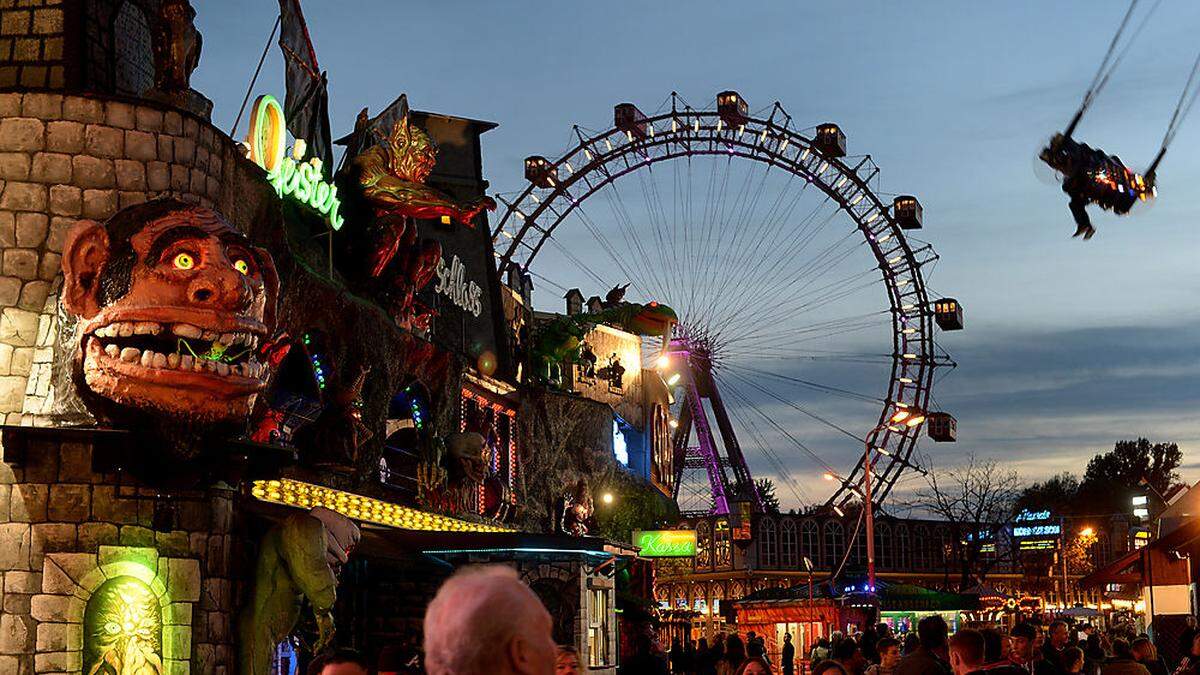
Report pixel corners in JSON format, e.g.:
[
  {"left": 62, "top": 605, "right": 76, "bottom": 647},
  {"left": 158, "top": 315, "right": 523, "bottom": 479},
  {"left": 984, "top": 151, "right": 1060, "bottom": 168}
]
[{"left": 292, "top": 567, "right": 1200, "bottom": 675}]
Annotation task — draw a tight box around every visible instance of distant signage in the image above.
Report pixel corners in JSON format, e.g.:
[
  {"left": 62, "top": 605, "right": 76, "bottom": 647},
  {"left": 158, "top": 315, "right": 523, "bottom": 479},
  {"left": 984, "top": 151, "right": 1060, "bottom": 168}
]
[
  {"left": 633, "top": 530, "right": 697, "bottom": 557},
  {"left": 1013, "top": 509, "right": 1060, "bottom": 552},
  {"left": 1013, "top": 524, "right": 1061, "bottom": 538},
  {"left": 1015, "top": 510, "right": 1051, "bottom": 522}
]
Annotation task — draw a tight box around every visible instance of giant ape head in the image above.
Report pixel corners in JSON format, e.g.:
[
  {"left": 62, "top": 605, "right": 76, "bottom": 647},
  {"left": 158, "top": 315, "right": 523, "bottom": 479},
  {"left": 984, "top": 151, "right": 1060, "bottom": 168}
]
[{"left": 61, "top": 199, "right": 279, "bottom": 424}]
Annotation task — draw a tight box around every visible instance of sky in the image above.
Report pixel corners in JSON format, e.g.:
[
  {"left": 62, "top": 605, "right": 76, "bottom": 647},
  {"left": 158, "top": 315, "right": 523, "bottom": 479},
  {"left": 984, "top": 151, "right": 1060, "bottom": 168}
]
[{"left": 193, "top": 1, "right": 1200, "bottom": 508}]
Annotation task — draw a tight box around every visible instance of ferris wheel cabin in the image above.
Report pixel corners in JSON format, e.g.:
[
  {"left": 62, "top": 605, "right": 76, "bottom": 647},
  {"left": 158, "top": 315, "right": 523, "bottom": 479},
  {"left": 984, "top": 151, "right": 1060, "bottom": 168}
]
[
  {"left": 815, "top": 123, "right": 847, "bottom": 158},
  {"left": 927, "top": 412, "right": 957, "bottom": 442},
  {"left": 524, "top": 155, "right": 556, "bottom": 189},
  {"left": 717, "top": 91, "right": 749, "bottom": 127},
  {"left": 934, "top": 298, "right": 964, "bottom": 331},
  {"left": 614, "top": 103, "right": 649, "bottom": 140},
  {"left": 893, "top": 196, "right": 923, "bottom": 230}
]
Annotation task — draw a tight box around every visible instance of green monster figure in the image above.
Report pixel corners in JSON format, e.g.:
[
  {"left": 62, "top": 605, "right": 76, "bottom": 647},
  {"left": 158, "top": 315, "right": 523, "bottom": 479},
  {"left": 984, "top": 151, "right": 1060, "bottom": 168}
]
[
  {"left": 529, "top": 300, "right": 678, "bottom": 387},
  {"left": 238, "top": 507, "right": 360, "bottom": 675},
  {"left": 84, "top": 577, "right": 163, "bottom": 675}
]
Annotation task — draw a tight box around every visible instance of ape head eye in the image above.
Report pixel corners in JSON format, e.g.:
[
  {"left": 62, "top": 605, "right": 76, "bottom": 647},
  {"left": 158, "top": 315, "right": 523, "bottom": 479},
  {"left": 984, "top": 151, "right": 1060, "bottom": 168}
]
[
  {"left": 234, "top": 259, "right": 250, "bottom": 275},
  {"left": 173, "top": 252, "right": 195, "bottom": 270}
]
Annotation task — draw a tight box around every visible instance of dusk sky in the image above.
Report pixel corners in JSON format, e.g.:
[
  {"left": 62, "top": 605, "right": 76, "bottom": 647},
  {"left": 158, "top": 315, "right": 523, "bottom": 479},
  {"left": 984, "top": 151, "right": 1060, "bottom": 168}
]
[{"left": 195, "top": 1, "right": 1200, "bottom": 508}]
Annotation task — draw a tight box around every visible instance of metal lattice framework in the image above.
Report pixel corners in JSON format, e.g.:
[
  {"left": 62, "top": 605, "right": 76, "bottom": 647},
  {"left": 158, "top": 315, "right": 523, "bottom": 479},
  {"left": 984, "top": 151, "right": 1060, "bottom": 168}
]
[{"left": 492, "top": 93, "right": 950, "bottom": 510}]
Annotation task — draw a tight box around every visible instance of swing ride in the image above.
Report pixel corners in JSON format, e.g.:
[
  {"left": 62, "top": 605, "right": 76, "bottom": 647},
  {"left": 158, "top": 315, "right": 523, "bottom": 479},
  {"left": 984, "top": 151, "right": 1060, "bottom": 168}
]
[{"left": 1039, "top": 0, "right": 1200, "bottom": 239}]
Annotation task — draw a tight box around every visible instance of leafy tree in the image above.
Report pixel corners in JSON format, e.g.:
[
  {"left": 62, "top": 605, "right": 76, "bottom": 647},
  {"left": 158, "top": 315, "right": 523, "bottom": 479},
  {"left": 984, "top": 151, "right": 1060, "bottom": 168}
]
[
  {"left": 1077, "top": 439, "right": 1182, "bottom": 513},
  {"left": 1016, "top": 472, "right": 1080, "bottom": 515},
  {"left": 756, "top": 478, "right": 781, "bottom": 514}
]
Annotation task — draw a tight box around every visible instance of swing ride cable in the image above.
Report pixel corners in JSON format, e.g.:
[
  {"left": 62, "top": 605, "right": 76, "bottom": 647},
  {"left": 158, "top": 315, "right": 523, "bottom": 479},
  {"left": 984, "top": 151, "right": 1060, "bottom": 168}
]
[
  {"left": 1154, "top": 47, "right": 1200, "bottom": 168},
  {"left": 1070, "top": 0, "right": 1164, "bottom": 133}
]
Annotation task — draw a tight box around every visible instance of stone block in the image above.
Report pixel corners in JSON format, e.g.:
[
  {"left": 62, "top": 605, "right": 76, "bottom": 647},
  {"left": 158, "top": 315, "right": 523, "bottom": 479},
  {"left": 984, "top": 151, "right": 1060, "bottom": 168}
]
[
  {"left": 188, "top": 169, "right": 205, "bottom": 194},
  {"left": 0, "top": 341, "right": 12, "bottom": 372},
  {"left": 0, "top": 306, "right": 37, "bottom": 343},
  {"left": 30, "top": 151, "right": 69, "bottom": 183},
  {"left": 17, "top": 280, "right": 48, "bottom": 311},
  {"left": 76, "top": 522, "right": 116, "bottom": 550},
  {"left": 30, "top": 523, "right": 76, "bottom": 563},
  {"left": 12, "top": 37, "right": 37, "bottom": 61},
  {"left": 169, "top": 164, "right": 188, "bottom": 191},
  {"left": 163, "top": 624, "right": 191, "bottom": 661},
  {"left": 0, "top": 181, "right": 45, "bottom": 211},
  {"left": 55, "top": 442, "right": 89, "bottom": 482},
  {"left": 34, "top": 622, "right": 66, "bottom": 652},
  {"left": 80, "top": 189, "right": 116, "bottom": 220},
  {"left": 105, "top": 101, "right": 135, "bottom": 130},
  {"left": 71, "top": 155, "right": 113, "bottom": 188},
  {"left": 83, "top": 124, "right": 121, "bottom": 158},
  {"left": 173, "top": 136, "right": 194, "bottom": 165},
  {"left": 117, "top": 190, "right": 145, "bottom": 209},
  {"left": 42, "top": 36, "right": 60, "bottom": 60},
  {"left": 39, "top": 557, "right": 74, "bottom": 595},
  {"left": 33, "top": 650, "right": 75, "bottom": 671},
  {"left": 147, "top": 161, "right": 169, "bottom": 191},
  {"left": 163, "top": 111, "right": 182, "bottom": 135},
  {"left": 29, "top": 593, "right": 69, "bottom": 622},
  {"left": 155, "top": 134, "right": 173, "bottom": 163},
  {"left": 205, "top": 176, "right": 220, "bottom": 200},
  {"left": 124, "top": 129, "right": 155, "bottom": 161},
  {"left": 13, "top": 211, "right": 45, "bottom": 247},
  {"left": 0, "top": 117, "right": 42, "bottom": 152},
  {"left": 182, "top": 117, "right": 198, "bottom": 138},
  {"left": 36, "top": 251, "right": 58, "bottom": 280},
  {"left": 20, "top": 93, "right": 58, "bottom": 119},
  {"left": 90, "top": 485, "right": 138, "bottom": 524},
  {"left": 3, "top": 247, "right": 37, "bottom": 278},
  {"left": 19, "top": 65, "right": 47, "bottom": 88},
  {"left": 31, "top": 8, "right": 60, "bottom": 33},
  {"left": 166, "top": 557, "right": 201, "bottom": 602},
  {"left": 0, "top": 10, "right": 29, "bottom": 36},
  {"left": 44, "top": 120, "right": 81, "bottom": 153},
  {"left": 5, "top": 570, "right": 39, "bottom": 594},
  {"left": 0, "top": 152, "right": 30, "bottom": 180},
  {"left": 47, "top": 64, "right": 62, "bottom": 88},
  {"left": 47, "top": 186, "right": 79, "bottom": 217},
  {"left": 45, "top": 216, "right": 72, "bottom": 253},
  {"left": 114, "top": 159, "right": 146, "bottom": 191},
  {"left": 135, "top": 107, "right": 162, "bottom": 132},
  {"left": 155, "top": 530, "right": 188, "bottom": 557},
  {"left": 0, "top": 523, "right": 31, "bottom": 570},
  {"left": 62, "top": 97, "right": 103, "bottom": 124},
  {"left": 10, "top": 345, "right": 31, "bottom": 374},
  {"left": 2, "top": 593, "right": 29, "bottom": 616},
  {"left": 0, "top": 375, "right": 26, "bottom": 409},
  {"left": 0, "top": 612, "right": 32, "bottom": 655},
  {"left": 0, "top": 93, "right": 20, "bottom": 117},
  {"left": 0, "top": 211, "right": 13, "bottom": 246},
  {"left": 118, "top": 525, "right": 154, "bottom": 547},
  {"left": 46, "top": 484, "right": 89, "bottom": 522}
]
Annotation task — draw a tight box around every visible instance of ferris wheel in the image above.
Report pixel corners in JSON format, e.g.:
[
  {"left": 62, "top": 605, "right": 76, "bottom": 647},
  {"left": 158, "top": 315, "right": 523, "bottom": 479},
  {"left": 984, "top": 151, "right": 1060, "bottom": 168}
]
[{"left": 492, "top": 91, "right": 961, "bottom": 515}]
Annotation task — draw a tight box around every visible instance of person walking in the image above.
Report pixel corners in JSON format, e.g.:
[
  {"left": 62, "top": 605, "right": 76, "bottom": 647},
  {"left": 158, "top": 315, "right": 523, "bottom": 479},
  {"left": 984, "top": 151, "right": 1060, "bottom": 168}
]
[{"left": 781, "top": 633, "right": 795, "bottom": 675}]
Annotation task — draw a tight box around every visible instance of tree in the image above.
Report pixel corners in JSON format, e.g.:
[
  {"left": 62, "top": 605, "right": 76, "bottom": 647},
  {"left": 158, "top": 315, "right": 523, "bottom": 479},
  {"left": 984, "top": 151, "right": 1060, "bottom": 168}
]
[
  {"left": 1077, "top": 439, "right": 1183, "bottom": 513},
  {"left": 756, "top": 478, "right": 781, "bottom": 513},
  {"left": 906, "top": 452, "right": 1022, "bottom": 591},
  {"left": 1016, "top": 472, "right": 1080, "bottom": 515}
]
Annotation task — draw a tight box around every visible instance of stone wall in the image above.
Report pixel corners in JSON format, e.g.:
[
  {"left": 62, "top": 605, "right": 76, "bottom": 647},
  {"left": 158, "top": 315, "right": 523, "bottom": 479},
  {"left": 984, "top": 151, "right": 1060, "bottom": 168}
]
[
  {"left": 0, "top": 0, "right": 65, "bottom": 90},
  {"left": 0, "top": 91, "right": 274, "bottom": 424},
  {"left": 0, "top": 429, "right": 243, "bottom": 674}
]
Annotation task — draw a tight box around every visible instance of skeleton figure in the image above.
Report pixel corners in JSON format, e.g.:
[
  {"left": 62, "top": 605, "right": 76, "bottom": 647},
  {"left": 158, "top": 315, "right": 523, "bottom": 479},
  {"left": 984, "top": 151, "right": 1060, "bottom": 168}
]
[
  {"left": 238, "top": 507, "right": 360, "bottom": 675},
  {"left": 555, "top": 479, "right": 595, "bottom": 536}
]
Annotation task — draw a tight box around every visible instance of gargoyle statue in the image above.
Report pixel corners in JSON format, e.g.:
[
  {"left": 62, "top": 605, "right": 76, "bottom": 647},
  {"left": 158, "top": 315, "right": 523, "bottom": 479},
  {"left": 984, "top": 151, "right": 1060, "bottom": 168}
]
[
  {"left": 60, "top": 199, "right": 279, "bottom": 427},
  {"left": 238, "top": 507, "right": 360, "bottom": 675},
  {"left": 353, "top": 109, "right": 495, "bottom": 325}
]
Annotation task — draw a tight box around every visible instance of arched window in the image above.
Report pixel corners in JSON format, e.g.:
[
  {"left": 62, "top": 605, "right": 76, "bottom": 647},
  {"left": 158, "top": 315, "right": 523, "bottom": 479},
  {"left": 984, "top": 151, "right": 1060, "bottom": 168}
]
[
  {"left": 877, "top": 522, "right": 893, "bottom": 570},
  {"left": 696, "top": 521, "right": 712, "bottom": 570},
  {"left": 801, "top": 519, "right": 820, "bottom": 567},
  {"left": 112, "top": 2, "right": 154, "bottom": 96},
  {"left": 895, "top": 524, "right": 911, "bottom": 569},
  {"left": 914, "top": 525, "right": 930, "bottom": 569},
  {"left": 781, "top": 519, "right": 799, "bottom": 568},
  {"left": 731, "top": 580, "right": 745, "bottom": 601},
  {"left": 823, "top": 520, "right": 844, "bottom": 569},
  {"left": 760, "top": 517, "right": 778, "bottom": 568},
  {"left": 715, "top": 518, "right": 732, "bottom": 568}
]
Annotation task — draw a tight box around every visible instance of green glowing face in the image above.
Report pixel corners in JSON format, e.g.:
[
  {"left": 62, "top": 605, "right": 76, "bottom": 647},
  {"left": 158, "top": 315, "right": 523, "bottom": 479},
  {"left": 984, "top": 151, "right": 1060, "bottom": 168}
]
[{"left": 84, "top": 576, "right": 164, "bottom": 675}]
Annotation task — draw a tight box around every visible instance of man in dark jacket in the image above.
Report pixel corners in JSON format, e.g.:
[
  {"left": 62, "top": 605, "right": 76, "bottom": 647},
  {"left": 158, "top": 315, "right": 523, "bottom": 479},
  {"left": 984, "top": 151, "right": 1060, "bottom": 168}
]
[
  {"left": 895, "top": 615, "right": 951, "bottom": 675},
  {"left": 1011, "top": 623, "right": 1058, "bottom": 675},
  {"left": 782, "top": 633, "right": 796, "bottom": 675}
]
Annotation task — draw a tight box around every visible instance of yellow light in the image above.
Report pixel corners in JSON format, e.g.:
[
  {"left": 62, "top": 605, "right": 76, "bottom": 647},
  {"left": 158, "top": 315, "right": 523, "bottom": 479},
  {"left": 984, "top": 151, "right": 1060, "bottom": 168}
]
[
  {"left": 666, "top": 373, "right": 681, "bottom": 386},
  {"left": 291, "top": 138, "right": 307, "bottom": 160},
  {"left": 890, "top": 410, "right": 912, "bottom": 424},
  {"left": 1080, "top": 527, "right": 1095, "bottom": 537},
  {"left": 601, "top": 492, "right": 614, "bottom": 505},
  {"left": 904, "top": 414, "right": 926, "bottom": 427},
  {"left": 656, "top": 354, "right": 671, "bottom": 369},
  {"left": 668, "top": 419, "right": 679, "bottom": 429},
  {"left": 823, "top": 473, "right": 835, "bottom": 481}
]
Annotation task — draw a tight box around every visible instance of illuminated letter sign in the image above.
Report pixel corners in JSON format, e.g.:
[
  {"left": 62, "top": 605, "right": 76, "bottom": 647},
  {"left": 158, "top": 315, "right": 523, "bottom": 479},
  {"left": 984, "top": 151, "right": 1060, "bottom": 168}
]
[
  {"left": 246, "top": 94, "right": 345, "bottom": 231},
  {"left": 433, "top": 255, "right": 483, "bottom": 317},
  {"left": 633, "top": 530, "right": 698, "bottom": 557}
]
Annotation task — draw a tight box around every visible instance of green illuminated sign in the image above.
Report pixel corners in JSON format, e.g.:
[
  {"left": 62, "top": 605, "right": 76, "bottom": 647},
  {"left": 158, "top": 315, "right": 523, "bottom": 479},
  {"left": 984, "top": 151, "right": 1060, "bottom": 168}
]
[
  {"left": 247, "top": 94, "right": 345, "bottom": 230},
  {"left": 633, "top": 530, "right": 697, "bottom": 557}
]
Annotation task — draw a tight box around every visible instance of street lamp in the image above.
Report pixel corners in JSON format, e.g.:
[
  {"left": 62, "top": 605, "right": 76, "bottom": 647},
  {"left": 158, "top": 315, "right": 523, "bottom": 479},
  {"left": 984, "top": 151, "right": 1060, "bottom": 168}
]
[{"left": 862, "top": 407, "right": 926, "bottom": 591}]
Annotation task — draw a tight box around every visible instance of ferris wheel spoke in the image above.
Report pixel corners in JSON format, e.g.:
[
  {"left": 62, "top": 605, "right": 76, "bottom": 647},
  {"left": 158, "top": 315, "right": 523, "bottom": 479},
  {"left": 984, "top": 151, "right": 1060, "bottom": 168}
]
[
  {"left": 725, "top": 369, "right": 867, "bottom": 446},
  {"left": 722, "top": 362, "right": 885, "bottom": 406},
  {"left": 723, "top": 383, "right": 813, "bottom": 506},
  {"left": 722, "top": 310, "right": 890, "bottom": 348},
  {"left": 719, "top": 375, "right": 838, "bottom": 475}
]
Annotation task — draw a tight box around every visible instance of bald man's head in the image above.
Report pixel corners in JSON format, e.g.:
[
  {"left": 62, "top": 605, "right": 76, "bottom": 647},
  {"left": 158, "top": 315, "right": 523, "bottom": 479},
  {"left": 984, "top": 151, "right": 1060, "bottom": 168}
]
[{"left": 424, "top": 565, "right": 557, "bottom": 675}]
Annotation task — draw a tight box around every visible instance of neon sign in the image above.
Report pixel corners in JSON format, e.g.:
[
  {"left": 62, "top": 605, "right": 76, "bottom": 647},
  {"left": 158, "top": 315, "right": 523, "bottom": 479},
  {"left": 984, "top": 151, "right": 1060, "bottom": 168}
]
[
  {"left": 246, "top": 94, "right": 344, "bottom": 230},
  {"left": 433, "top": 255, "right": 483, "bottom": 316},
  {"left": 633, "top": 530, "right": 697, "bottom": 557}
]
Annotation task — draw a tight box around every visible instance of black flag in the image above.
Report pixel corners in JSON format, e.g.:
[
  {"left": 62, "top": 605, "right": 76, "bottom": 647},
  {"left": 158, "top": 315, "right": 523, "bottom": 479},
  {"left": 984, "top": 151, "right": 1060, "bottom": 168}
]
[{"left": 278, "top": 0, "right": 332, "bottom": 172}]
